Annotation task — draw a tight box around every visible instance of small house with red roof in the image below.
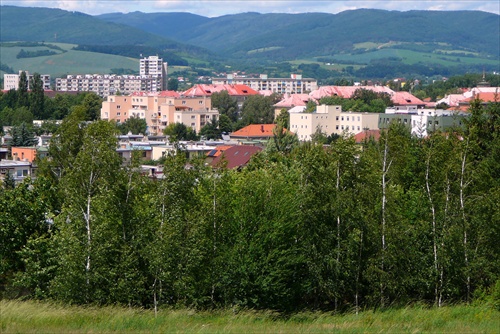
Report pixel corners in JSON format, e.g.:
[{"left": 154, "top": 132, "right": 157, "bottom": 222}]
[
  {"left": 229, "top": 124, "right": 278, "bottom": 141},
  {"left": 209, "top": 145, "right": 262, "bottom": 169}
]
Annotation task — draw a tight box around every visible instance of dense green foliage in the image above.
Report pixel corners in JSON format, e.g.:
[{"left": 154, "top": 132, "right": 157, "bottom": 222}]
[
  {"left": 0, "top": 87, "right": 102, "bottom": 125},
  {"left": 1, "top": 99, "right": 499, "bottom": 312},
  {"left": 117, "top": 116, "right": 148, "bottom": 135}
]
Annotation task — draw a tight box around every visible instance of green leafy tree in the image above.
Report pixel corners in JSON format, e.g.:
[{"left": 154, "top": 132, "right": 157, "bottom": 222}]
[
  {"left": 163, "top": 122, "right": 198, "bottom": 141},
  {"left": 10, "top": 122, "right": 36, "bottom": 147},
  {"left": 167, "top": 78, "right": 179, "bottom": 91},
  {"left": 117, "top": 116, "right": 147, "bottom": 135},
  {"left": 51, "top": 121, "right": 124, "bottom": 304},
  {"left": 217, "top": 114, "right": 232, "bottom": 133},
  {"left": 29, "top": 73, "right": 45, "bottom": 119},
  {"left": 240, "top": 95, "right": 274, "bottom": 126},
  {"left": 211, "top": 91, "right": 239, "bottom": 122},
  {"left": 17, "top": 71, "right": 29, "bottom": 108},
  {"left": 81, "top": 93, "right": 102, "bottom": 121},
  {"left": 200, "top": 118, "right": 222, "bottom": 140}
]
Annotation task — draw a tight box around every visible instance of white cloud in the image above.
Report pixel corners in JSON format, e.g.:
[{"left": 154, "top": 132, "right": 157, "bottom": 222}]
[{"left": 2, "top": 0, "right": 499, "bottom": 16}]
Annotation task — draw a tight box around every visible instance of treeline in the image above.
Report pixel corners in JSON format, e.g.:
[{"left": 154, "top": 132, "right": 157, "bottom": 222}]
[
  {"left": 16, "top": 49, "right": 58, "bottom": 59},
  {"left": 1, "top": 99, "right": 499, "bottom": 312},
  {"left": 0, "top": 72, "right": 101, "bottom": 131}
]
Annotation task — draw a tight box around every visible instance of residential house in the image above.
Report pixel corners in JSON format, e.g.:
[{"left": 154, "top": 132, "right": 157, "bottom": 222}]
[
  {"left": 209, "top": 145, "right": 262, "bottom": 169},
  {"left": 289, "top": 105, "right": 380, "bottom": 141},
  {"left": 273, "top": 94, "right": 317, "bottom": 118},
  {"left": 229, "top": 124, "right": 278, "bottom": 142},
  {"left": 0, "top": 160, "right": 34, "bottom": 184}
]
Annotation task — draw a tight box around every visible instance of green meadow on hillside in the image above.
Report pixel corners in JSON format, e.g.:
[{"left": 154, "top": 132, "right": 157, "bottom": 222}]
[
  {"left": 326, "top": 48, "right": 499, "bottom": 67},
  {"left": 0, "top": 43, "right": 138, "bottom": 77},
  {"left": 1, "top": 300, "right": 498, "bottom": 333}
]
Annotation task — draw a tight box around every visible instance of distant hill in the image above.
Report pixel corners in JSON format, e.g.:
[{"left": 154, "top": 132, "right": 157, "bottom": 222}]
[
  {"left": 0, "top": 6, "right": 211, "bottom": 59},
  {"left": 98, "top": 9, "right": 500, "bottom": 60}
]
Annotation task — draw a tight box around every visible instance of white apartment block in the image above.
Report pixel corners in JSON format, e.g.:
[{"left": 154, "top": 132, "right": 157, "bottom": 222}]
[
  {"left": 55, "top": 74, "right": 159, "bottom": 97},
  {"left": 289, "top": 105, "right": 380, "bottom": 141},
  {"left": 380, "top": 107, "right": 468, "bottom": 137},
  {"left": 140, "top": 55, "right": 168, "bottom": 91},
  {"left": 212, "top": 74, "right": 318, "bottom": 94},
  {"left": 3, "top": 71, "right": 51, "bottom": 90},
  {"left": 54, "top": 56, "right": 167, "bottom": 97}
]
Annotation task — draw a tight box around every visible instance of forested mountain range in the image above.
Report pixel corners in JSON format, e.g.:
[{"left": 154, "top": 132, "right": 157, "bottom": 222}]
[
  {"left": 1, "top": 6, "right": 499, "bottom": 80},
  {"left": 0, "top": 6, "right": 210, "bottom": 58},
  {"left": 98, "top": 9, "right": 500, "bottom": 60}
]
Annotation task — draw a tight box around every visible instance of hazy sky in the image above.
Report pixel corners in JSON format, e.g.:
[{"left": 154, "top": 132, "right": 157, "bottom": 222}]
[{"left": 2, "top": 0, "right": 499, "bottom": 17}]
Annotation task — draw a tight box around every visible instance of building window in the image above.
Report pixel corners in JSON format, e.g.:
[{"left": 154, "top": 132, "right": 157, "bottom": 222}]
[
  {"left": 117, "top": 105, "right": 121, "bottom": 109},
  {"left": 357, "top": 116, "right": 360, "bottom": 121},
  {"left": 191, "top": 115, "right": 196, "bottom": 119},
  {"left": 347, "top": 116, "right": 349, "bottom": 121},
  {"left": 357, "top": 126, "right": 360, "bottom": 131},
  {"left": 199, "top": 101, "right": 203, "bottom": 104},
  {"left": 341, "top": 125, "right": 344, "bottom": 130},
  {"left": 336, "top": 125, "right": 339, "bottom": 130},
  {"left": 182, "top": 101, "right": 186, "bottom": 105},
  {"left": 336, "top": 116, "right": 339, "bottom": 121},
  {"left": 341, "top": 116, "right": 344, "bottom": 121},
  {"left": 117, "top": 112, "right": 121, "bottom": 116}
]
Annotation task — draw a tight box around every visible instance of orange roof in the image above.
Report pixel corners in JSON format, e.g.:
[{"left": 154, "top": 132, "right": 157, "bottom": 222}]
[
  {"left": 206, "top": 145, "right": 232, "bottom": 157},
  {"left": 390, "top": 91, "right": 425, "bottom": 106},
  {"left": 230, "top": 124, "right": 277, "bottom": 138},
  {"left": 182, "top": 84, "right": 258, "bottom": 97},
  {"left": 463, "top": 92, "right": 499, "bottom": 103}
]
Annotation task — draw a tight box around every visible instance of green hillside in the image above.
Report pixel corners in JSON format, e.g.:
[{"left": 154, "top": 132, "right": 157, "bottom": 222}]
[
  {"left": 98, "top": 9, "right": 500, "bottom": 61},
  {"left": 0, "top": 43, "right": 138, "bottom": 78}
]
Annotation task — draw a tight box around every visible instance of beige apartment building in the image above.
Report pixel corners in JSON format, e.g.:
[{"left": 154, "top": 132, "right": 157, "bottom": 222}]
[
  {"left": 101, "top": 93, "right": 216, "bottom": 135},
  {"left": 289, "top": 105, "right": 380, "bottom": 141},
  {"left": 212, "top": 74, "right": 318, "bottom": 94}
]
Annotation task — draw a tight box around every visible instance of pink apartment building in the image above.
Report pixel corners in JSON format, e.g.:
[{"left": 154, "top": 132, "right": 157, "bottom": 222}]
[{"left": 101, "top": 91, "right": 218, "bottom": 135}]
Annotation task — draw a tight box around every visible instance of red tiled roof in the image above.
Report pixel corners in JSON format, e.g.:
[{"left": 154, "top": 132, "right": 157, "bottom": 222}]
[
  {"left": 230, "top": 124, "right": 277, "bottom": 138},
  {"left": 158, "top": 90, "right": 181, "bottom": 97},
  {"left": 390, "top": 91, "right": 425, "bottom": 106},
  {"left": 353, "top": 130, "right": 381, "bottom": 143},
  {"left": 309, "top": 85, "right": 394, "bottom": 99},
  {"left": 210, "top": 145, "right": 262, "bottom": 169},
  {"left": 274, "top": 94, "right": 317, "bottom": 108},
  {"left": 462, "top": 92, "right": 499, "bottom": 103},
  {"left": 182, "top": 84, "right": 258, "bottom": 97}
]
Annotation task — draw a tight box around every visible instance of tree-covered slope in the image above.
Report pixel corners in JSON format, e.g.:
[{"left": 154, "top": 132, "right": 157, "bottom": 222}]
[
  {"left": 98, "top": 9, "right": 500, "bottom": 60},
  {"left": 0, "top": 5, "right": 209, "bottom": 57}
]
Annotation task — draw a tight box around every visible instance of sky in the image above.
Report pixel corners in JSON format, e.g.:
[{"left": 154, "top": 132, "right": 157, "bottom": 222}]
[{"left": 2, "top": 0, "right": 499, "bottom": 17}]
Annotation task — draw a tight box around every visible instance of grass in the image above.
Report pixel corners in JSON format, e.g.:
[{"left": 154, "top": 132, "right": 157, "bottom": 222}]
[
  {"left": 329, "top": 48, "right": 499, "bottom": 66},
  {"left": 0, "top": 43, "right": 138, "bottom": 77},
  {"left": 1, "top": 300, "right": 499, "bottom": 333}
]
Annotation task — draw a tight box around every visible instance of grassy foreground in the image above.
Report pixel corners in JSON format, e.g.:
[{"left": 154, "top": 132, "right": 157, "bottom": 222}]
[{"left": 1, "top": 300, "right": 499, "bottom": 333}]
